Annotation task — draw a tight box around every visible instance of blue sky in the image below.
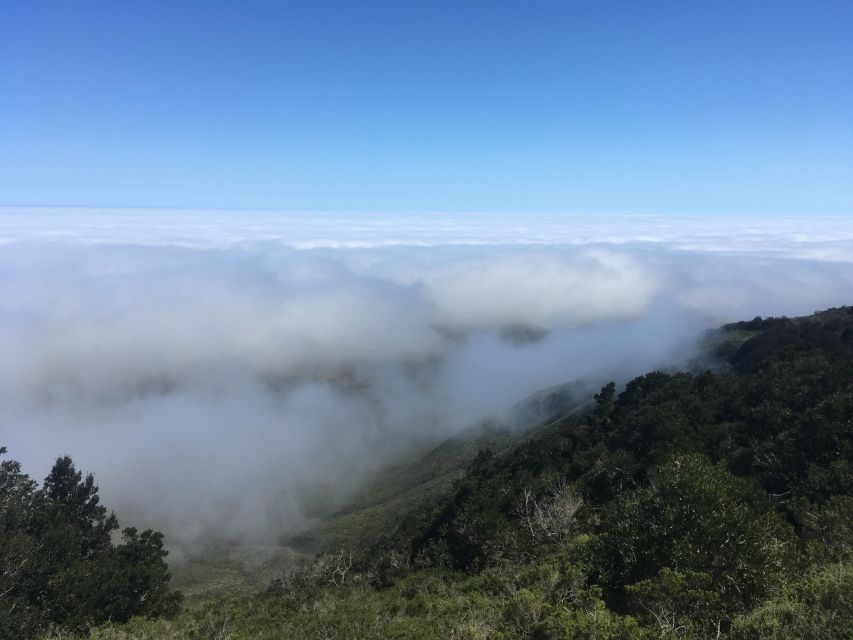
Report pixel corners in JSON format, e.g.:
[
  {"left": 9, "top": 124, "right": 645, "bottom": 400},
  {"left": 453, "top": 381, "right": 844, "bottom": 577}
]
[{"left": 1, "top": 1, "right": 851, "bottom": 213}]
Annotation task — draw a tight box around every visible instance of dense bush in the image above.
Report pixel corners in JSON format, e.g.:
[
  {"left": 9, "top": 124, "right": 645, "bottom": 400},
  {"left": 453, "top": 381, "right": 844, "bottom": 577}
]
[
  {"left": 730, "top": 563, "right": 853, "bottom": 640},
  {"left": 602, "top": 455, "right": 796, "bottom": 634}
]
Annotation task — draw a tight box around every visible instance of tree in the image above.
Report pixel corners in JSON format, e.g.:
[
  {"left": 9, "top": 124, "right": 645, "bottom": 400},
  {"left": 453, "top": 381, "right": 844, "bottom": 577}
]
[
  {"left": 0, "top": 447, "right": 43, "bottom": 638},
  {"left": 0, "top": 448, "right": 181, "bottom": 640}
]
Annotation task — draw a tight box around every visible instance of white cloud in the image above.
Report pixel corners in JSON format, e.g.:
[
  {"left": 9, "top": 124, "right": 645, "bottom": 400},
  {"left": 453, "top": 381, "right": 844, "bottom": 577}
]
[
  {"left": 425, "top": 249, "right": 657, "bottom": 330},
  {"left": 1, "top": 208, "right": 852, "bottom": 542}
]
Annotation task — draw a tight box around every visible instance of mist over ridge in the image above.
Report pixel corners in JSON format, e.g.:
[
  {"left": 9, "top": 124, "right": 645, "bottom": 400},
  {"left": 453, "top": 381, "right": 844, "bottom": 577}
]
[{"left": 2, "top": 208, "right": 852, "bottom": 542}]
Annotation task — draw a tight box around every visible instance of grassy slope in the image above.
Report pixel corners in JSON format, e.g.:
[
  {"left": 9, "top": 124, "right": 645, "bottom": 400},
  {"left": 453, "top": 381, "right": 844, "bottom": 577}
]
[
  {"left": 166, "top": 429, "right": 517, "bottom": 605},
  {"left": 170, "top": 381, "right": 589, "bottom": 600},
  {"left": 170, "top": 544, "right": 307, "bottom": 607},
  {"left": 164, "top": 429, "right": 517, "bottom": 609},
  {"left": 283, "top": 425, "right": 518, "bottom": 553},
  {"left": 283, "top": 379, "right": 596, "bottom": 554}
]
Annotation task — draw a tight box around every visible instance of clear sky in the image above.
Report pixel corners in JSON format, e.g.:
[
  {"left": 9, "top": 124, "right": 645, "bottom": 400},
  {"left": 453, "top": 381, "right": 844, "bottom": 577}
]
[{"left": 1, "top": 1, "right": 851, "bottom": 213}]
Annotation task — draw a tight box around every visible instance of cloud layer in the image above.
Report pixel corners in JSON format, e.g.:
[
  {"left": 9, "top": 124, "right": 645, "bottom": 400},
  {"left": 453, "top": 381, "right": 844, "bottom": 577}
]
[{"left": 2, "top": 208, "right": 852, "bottom": 542}]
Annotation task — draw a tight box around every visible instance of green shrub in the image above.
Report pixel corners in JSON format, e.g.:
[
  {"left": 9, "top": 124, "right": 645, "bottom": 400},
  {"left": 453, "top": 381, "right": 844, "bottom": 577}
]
[{"left": 730, "top": 563, "right": 853, "bottom": 640}]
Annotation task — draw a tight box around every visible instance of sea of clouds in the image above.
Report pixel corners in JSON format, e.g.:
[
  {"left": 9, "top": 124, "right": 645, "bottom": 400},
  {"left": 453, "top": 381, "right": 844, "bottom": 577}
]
[{"left": 2, "top": 208, "right": 853, "bottom": 542}]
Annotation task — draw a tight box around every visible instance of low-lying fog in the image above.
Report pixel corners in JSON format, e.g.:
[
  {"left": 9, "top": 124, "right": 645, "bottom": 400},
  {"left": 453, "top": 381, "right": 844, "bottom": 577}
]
[{"left": 2, "top": 209, "right": 853, "bottom": 543}]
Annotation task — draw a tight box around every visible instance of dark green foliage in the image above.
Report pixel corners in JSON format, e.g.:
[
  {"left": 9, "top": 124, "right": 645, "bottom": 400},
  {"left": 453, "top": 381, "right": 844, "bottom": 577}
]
[
  {"left": 0, "top": 447, "right": 42, "bottom": 636},
  {"left": 729, "top": 563, "right": 853, "bottom": 640},
  {"left": 0, "top": 449, "right": 181, "bottom": 640},
  {"left": 409, "top": 308, "right": 853, "bottom": 571},
  {"left": 789, "top": 494, "right": 853, "bottom": 562},
  {"left": 602, "top": 456, "right": 796, "bottom": 629},
  {"left": 625, "top": 569, "right": 723, "bottom": 639},
  {"left": 378, "top": 306, "right": 853, "bottom": 635}
]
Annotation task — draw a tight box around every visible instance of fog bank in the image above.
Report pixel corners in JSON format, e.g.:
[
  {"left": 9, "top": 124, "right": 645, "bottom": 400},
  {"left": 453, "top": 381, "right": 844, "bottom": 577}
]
[{"left": 2, "top": 209, "right": 852, "bottom": 542}]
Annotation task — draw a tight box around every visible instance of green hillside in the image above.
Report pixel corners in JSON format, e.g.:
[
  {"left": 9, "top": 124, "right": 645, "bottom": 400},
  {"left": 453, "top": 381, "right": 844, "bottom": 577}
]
[
  {"left": 285, "top": 379, "right": 593, "bottom": 554},
  {"left": 3, "top": 306, "right": 851, "bottom": 639}
]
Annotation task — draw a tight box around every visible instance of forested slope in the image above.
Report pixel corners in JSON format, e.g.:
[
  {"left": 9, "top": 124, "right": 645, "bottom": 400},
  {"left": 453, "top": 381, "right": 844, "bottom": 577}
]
[{"left": 8, "top": 306, "right": 852, "bottom": 639}]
